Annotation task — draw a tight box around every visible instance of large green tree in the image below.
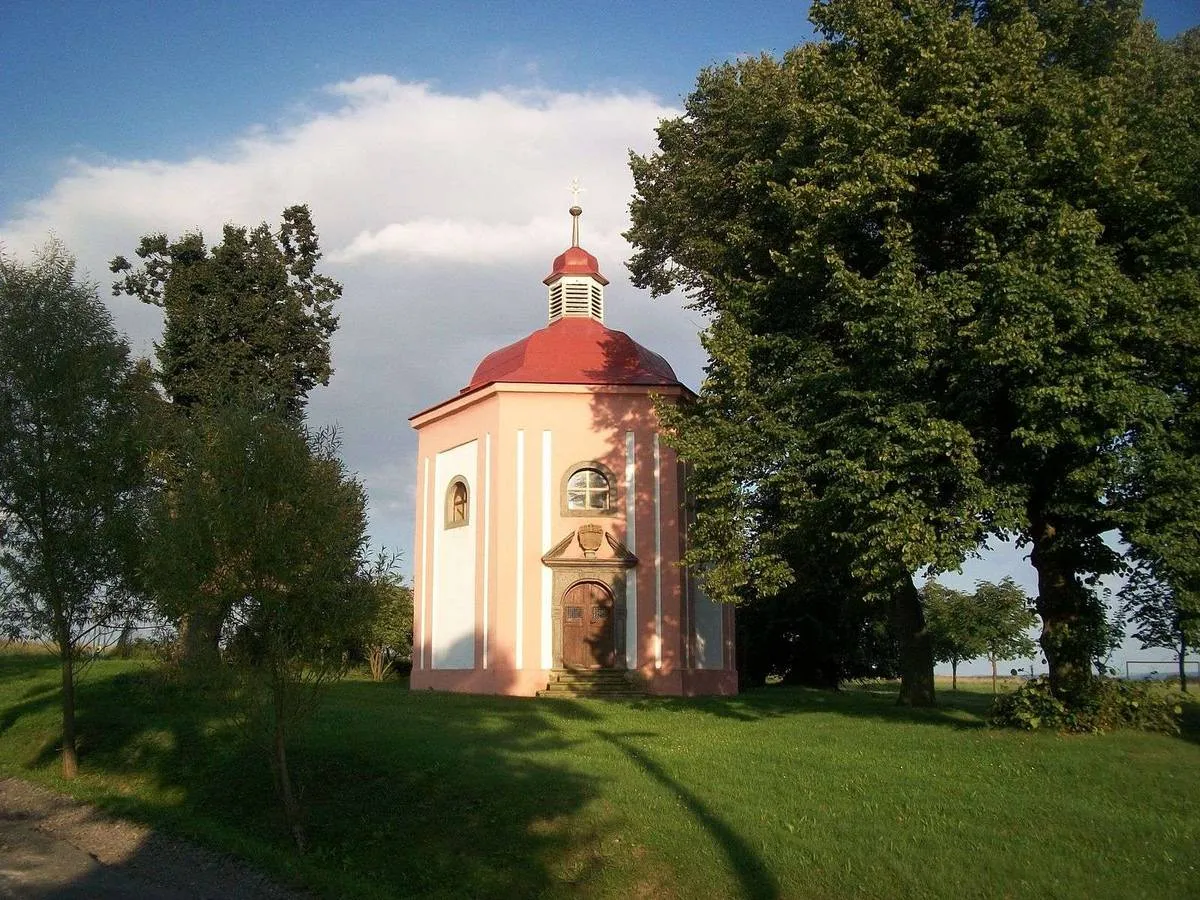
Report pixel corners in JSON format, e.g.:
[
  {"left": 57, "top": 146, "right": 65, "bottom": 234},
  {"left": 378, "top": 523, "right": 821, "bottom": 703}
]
[
  {"left": 0, "top": 243, "right": 149, "bottom": 778},
  {"left": 1113, "top": 24, "right": 1200, "bottom": 693},
  {"left": 626, "top": 0, "right": 1198, "bottom": 704},
  {"left": 111, "top": 205, "right": 344, "bottom": 663}
]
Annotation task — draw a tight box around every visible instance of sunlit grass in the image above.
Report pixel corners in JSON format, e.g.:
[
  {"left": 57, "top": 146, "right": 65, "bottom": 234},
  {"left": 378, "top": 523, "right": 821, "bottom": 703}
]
[{"left": 1, "top": 653, "right": 1197, "bottom": 899}]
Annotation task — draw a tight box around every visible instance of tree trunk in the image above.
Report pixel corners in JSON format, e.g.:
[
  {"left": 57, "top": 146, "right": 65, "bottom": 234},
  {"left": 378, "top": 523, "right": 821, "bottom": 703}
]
[
  {"left": 890, "top": 575, "right": 935, "bottom": 707},
  {"left": 1028, "top": 514, "right": 1096, "bottom": 700},
  {"left": 951, "top": 658, "right": 958, "bottom": 691},
  {"left": 60, "top": 653, "right": 78, "bottom": 779},
  {"left": 991, "top": 657, "right": 998, "bottom": 694},
  {"left": 369, "top": 646, "right": 388, "bottom": 682},
  {"left": 272, "top": 701, "right": 306, "bottom": 852},
  {"left": 179, "top": 606, "right": 225, "bottom": 670}
]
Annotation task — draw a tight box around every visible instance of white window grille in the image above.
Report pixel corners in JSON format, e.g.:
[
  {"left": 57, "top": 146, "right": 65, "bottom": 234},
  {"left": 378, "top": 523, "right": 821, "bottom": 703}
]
[{"left": 567, "top": 468, "right": 611, "bottom": 510}]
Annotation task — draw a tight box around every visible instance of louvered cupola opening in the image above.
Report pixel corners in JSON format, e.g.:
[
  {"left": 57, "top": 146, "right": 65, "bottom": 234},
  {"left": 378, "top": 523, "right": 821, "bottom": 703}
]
[
  {"left": 548, "top": 282, "right": 564, "bottom": 320},
  {"left": 548, "top": 275, "right": 605, "bottom": 323}
]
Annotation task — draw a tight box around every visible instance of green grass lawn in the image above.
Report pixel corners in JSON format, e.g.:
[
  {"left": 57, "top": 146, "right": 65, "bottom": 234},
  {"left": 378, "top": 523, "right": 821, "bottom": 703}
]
[{"left": 1, "top": 654, "right": 1197, "bottom": 899}]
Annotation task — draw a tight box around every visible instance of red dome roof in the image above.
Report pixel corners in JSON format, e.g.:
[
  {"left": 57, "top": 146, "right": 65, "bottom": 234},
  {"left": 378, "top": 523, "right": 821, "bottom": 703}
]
[
  {"left": 544, "top": 246, "right": 609, "bottom": 285},
  {"left": 465, "top": 317, "right": 680, "bottom": 393}
]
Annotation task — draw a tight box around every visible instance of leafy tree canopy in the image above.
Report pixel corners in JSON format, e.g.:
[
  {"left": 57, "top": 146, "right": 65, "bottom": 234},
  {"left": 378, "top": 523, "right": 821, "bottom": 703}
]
[
  {"left": 627, "top": 0, "right": 1200, "bottom": 701},
  {"left": 0, "top": 241, "right": 150, "bottom": 776},
  {"left": 356, "top": 551, "right": 414, "bottom": 682},
  {"left": 922, "top": 582, "right": 985, "bottom": 689},
  {"left": 111, "top": 204, "right": 341, "bottom": 419}
]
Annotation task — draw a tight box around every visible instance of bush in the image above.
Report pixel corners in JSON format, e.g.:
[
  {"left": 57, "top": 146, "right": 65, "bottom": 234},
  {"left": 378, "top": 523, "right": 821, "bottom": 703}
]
[{"left": 990, "top": 677, "right": 1182, "bottom": 735}]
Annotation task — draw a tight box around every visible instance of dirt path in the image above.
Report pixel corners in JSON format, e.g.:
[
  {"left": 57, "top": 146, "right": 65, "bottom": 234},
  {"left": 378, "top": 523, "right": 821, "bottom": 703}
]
[{"left": 0, "top": 778, "right": 307, "bottom": 899}]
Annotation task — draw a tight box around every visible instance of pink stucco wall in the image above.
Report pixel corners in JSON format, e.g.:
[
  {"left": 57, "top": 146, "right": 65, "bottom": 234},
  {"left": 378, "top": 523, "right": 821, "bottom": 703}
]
[{"left": 410, "top": 381, "right": 737, "bottom": 697}]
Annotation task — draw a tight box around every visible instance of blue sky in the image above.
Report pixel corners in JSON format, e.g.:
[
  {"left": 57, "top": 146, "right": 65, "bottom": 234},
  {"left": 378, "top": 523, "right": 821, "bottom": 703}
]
[
  {"left": 5, "top": 1, "right": 1194, "bottom": 216},
  {"left": 2, "top": 1, "right": 1197, "bottom": 675},
  {"left": 1, "top": 0, "right": 817, "bottom": 214}
]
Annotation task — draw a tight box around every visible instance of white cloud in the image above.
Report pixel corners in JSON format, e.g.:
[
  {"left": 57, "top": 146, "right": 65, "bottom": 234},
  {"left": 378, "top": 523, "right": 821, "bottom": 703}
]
[
  {"left": 331, "top": 216, "right": 563, "bottom": 264},
  {"left": 0, "top": 76, "right": 702, "bottom": 575}
]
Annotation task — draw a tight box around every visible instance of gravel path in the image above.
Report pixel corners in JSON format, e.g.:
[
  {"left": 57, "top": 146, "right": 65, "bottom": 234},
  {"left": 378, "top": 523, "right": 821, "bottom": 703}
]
[{"left": 0, "top": 778, "right": 307, "bottom": 899}]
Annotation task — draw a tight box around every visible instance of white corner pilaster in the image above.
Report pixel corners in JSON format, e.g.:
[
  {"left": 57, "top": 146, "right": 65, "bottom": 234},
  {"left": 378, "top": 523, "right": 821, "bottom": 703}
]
[
  {"left": 515, "top": 430, "right": 525, "bottom": 669},
  {"left": 625, "top": 430, "right": 638, "bottom": 670},
  {"left": 653, "top": 433, "right": 662, "bottom": 670},
  {"left": 482, "top": 432, "right": 491, "bottom": 669},
  {"left": 541, "top": 429, "right": 553, "bottom": 670}
]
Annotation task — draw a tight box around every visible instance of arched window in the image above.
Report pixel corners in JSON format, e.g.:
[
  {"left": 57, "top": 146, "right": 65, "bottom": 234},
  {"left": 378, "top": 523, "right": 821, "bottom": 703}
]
[
  {"left": 567, "top": 468, "right": 610, "bottom": 510},
  {"left": 560, "top": 461, "right": 620, "bottom": 516},
  {"left": 445, "top": 477, "right": 469, "bottom": 528}
]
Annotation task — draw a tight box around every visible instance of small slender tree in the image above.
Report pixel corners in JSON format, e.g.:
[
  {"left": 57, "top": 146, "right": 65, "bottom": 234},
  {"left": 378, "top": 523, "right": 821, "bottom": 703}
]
[
  {"left": 973, "top": 578, "right": 1037, "bottom": 694},
  {"left": 0, "top": 243, "right": 149, "bottom": 778},
  {"left": 1120, "top": 562, "right": 1199, "bottom": 692},
  {"left": 143, "top": 408, "right": 370, "bottom": 849},
  {"left": 357, "top": 552, "right": 414, "bottom": 682},
  {"left": 922, "top": 582, "right": 984, "bottom": 691}
]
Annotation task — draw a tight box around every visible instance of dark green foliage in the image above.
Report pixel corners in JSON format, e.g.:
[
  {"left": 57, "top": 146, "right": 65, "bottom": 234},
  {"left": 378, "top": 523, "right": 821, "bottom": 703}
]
[
  {"left": 0, "top": 242, "right": 150, "bottom": 776},
  {"left": 356, "top": 551, "right": 414, "bottom": 681},
  {"left": 112, "top": 205, "right": 344, "bottom": 665},
  {"left": 142, "top": 407, "right": 371, "bottom": 849},
  {"left": 737, "top": 577, "right": 898, "bottom": 688},
  {"left": 736, "top": 531, "right": 898, "bottom": 688},
  {"left": 110, "top": 204, "right": 340, "bottom": 420},
  {"left": 991, "top": 676, "right": 1182, "bottom": 735},
  {"left": 627, "top": 0, "right": 1200, "bottom": 706}
]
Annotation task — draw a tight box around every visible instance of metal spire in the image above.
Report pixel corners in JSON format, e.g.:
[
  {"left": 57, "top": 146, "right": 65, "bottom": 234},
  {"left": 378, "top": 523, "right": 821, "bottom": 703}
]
[{"left": 568, "top": 177, "right": 585, "bottom": 247}]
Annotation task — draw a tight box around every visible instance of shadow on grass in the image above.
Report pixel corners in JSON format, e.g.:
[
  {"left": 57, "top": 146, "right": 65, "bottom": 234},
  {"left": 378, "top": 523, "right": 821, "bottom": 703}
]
[
  {"left": 0, "top": 653, "right": 63, "bottom": 739},
  {"left": 2, "top": 653, "right": 603, "bottom": 900},
  {"left": 628, "top": 682, "right": 993, "bottom": 732},
  {"left": 597, "top": 729, "right": 779, "bottom": 900},
  {"left": 1177, "top": 697, "right": 1200, "bottom": 746}
]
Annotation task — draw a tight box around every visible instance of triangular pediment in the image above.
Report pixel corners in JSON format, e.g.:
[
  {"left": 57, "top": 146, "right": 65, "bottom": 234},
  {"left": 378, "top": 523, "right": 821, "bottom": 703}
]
[{"left": 541, "top": 526, "right": 638, "bottom": 568}]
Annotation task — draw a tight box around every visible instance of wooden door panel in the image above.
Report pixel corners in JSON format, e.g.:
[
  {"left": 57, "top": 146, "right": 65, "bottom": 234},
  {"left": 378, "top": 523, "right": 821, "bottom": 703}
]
[{"left": 562, "top": 582, "right": 615, "bottom": 669}]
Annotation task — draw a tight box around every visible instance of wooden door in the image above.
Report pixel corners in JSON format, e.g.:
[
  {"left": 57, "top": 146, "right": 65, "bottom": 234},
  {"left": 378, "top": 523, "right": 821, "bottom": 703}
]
[{"left": 561, "top": 582, "right": 615, "bottom": 669}]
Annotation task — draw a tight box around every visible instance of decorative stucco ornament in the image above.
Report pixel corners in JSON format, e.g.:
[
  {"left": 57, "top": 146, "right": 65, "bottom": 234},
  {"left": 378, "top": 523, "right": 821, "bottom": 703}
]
[{"left": 577, "top": 523, "right": 603, "bottom": 558}]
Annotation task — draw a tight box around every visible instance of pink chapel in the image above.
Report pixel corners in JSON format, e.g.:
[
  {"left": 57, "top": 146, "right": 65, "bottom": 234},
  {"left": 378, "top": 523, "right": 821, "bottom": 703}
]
[{"left": 409, "top": 204, "right": 737, "bottom": 697}]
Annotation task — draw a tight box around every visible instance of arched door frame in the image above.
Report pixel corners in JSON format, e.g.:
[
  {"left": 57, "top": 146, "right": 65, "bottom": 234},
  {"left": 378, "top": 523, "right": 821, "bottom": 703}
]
[{"left": 559, "top": 579, "right": 617, "bottom": 670}]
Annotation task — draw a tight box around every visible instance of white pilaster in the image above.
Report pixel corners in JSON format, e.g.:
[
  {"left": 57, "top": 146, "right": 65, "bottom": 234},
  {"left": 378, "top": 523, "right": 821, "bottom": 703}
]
[
  {"left": 420, "top": 456, "right": 430, "bottom": 670},
  {"left": 515, "top": 430, "right": 525, "bottom": 669},
  {"left": 541, "top": 429, "right": 553, "bottom": 670},
  {"left": 653, "top": 434, "right": 662, "bottom": 670},
  {"left": 482, "top": 432, "right": 491, "bottom": 669},
  {"left": 625, "top": 431, "right": 638, "bottom": 669}
]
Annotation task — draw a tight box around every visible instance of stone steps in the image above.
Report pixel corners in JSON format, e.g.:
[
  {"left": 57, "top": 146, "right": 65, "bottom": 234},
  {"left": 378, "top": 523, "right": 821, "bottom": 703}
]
[{"left": 536, "top": 668, "right": 647, "bottom": 699}]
